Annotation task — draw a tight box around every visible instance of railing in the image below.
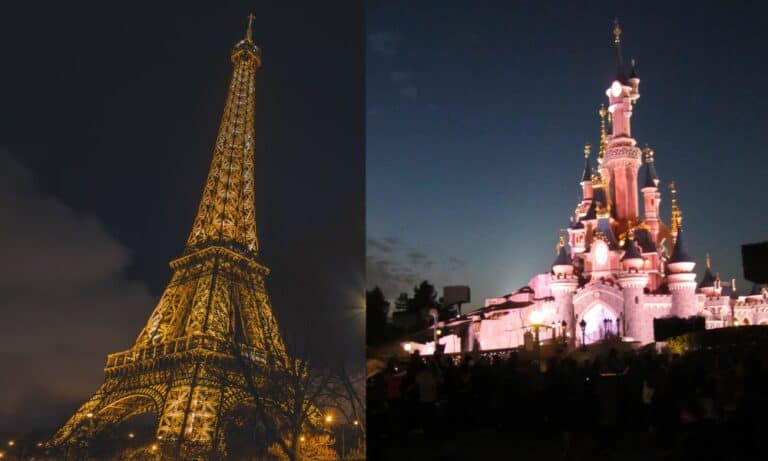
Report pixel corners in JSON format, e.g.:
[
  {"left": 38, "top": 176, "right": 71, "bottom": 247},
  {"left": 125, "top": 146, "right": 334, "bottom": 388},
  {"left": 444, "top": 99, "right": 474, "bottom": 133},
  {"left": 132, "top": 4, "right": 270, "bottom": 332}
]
[{"left": 105, "top": 335, "right": 265, "bottom": 370}]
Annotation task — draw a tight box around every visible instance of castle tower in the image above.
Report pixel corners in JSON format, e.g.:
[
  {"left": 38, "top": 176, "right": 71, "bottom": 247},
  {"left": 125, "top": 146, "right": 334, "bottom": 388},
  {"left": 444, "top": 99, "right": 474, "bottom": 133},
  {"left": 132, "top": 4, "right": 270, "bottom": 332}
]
[
  {"left": 550, "top": 237, "right": 578, "bottom": 348},
  {"left": 667, "top": 226, "right": 699, "bottom": 318},
  {"left": 602, "top": 19, "right": 643, "bottom": 222},
  {"left": 618, "top": 229, "right": 650, "bottom": 342},
  {"left": 49, "top": 15, "right": 288, "bottom": 459},
  {"left": 640, "top": 146, "right": 661, "bottom": 242}
]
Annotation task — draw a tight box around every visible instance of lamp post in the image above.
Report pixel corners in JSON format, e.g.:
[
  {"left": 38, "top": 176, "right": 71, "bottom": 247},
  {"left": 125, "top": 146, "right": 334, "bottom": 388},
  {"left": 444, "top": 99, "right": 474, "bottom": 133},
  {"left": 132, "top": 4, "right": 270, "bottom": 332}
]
[
  {"left": 616, "top": 314, "right": 621, "bottom": 337},
  {"left": 551, "top": 321, "right": 557, "bottom": 340},
  {"left": 579, "top": 318, "right": 587, "bottom": 349},
  {"left": 561, "top": 320, "right": 567, "bottom": 343},
  {"left": 603, "top": 318, "right": 610, "bottom": 339}
]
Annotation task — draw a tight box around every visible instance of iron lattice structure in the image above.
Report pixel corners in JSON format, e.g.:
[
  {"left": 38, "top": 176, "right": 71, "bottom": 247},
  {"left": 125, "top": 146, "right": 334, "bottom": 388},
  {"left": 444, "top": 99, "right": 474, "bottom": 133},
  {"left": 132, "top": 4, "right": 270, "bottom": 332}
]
[{"left": 50, "top": 18, "right": 288, "bottom": 459}]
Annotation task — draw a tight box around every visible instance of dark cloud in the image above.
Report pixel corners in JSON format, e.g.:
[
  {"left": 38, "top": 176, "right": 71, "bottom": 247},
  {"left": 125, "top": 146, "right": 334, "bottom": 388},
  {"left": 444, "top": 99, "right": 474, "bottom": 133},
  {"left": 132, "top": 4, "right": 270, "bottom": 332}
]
[
  {"left": 407, "top": 251, "right": 428, "bottom": 261},
  {"left": 367, "top": 237, "right": 395, "bottom": 254},
  {"left": 0, "top": 151, "right": 155, "bottom": 430}
]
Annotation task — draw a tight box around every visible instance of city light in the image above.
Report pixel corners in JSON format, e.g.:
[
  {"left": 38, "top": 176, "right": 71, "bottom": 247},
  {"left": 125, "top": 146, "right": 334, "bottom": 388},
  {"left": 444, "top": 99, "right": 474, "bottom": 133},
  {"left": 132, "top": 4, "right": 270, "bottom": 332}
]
[
  {"left": 436, "top": 328, "right": 442, "bottom": 336},
  {"left": 353, "top": 420, "right": 359, "bottom": 426},
  {"left": 151, "top": 444, "right": 158, "bottom": 451},
  {"left": 6, "top": 441, "right": 13, "bottom": 447},
  {"left": 86, "top": 412, "right": 94, "bottom": 418},
  {"left": 299, "top": 436, "right": 306, "bottom": 443},
  {"left": 529, "top": 310, "right": 544, "bottom": 326},
  {"left": 403, "top": 342, "right": 412, "bottom": 351},
  {"left": 128, "top": 433, "right": 135, "bottom": 439},
  {"left": 325, "top": 414, "right": 333, "bottom": 424}
]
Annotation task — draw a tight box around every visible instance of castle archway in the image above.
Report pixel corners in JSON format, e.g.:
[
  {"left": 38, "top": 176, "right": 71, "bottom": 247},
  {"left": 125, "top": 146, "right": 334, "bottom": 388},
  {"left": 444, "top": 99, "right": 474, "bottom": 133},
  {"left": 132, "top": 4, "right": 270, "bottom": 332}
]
[{"left": 580, "top": 303, "right": 619, "bottom": 345}]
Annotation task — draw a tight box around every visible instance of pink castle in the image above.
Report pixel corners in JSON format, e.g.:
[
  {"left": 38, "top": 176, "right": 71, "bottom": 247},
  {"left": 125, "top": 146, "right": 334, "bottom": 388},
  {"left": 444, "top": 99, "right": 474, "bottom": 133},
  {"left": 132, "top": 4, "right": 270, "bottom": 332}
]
[{"left": 406, "top": 21, "right": 767, "bottom": 355}]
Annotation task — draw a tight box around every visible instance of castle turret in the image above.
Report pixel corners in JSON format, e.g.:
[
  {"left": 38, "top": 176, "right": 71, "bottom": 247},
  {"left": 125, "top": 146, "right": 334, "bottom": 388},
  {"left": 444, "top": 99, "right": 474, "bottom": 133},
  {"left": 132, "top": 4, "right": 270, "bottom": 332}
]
[
  {"left": 550, "top": 237, "right": 578, "bottom": 348},
  {"left": 667, "top": 227, "right": 699, "bottom": 318},
  {"left": 640, "top": 146, "right": 661, "bottom": 242},
  {"left": 602, "top": 19, "right": 643, "bottom": 222},
  {"left": 618, "top": 228, "right": 650, "bottom": 342}
]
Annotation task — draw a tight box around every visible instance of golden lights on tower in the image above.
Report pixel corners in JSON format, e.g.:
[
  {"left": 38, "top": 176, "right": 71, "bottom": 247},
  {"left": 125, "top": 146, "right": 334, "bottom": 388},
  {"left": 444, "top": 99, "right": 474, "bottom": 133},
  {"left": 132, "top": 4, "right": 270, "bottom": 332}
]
[
  {"left": 669, "top": 180, "right": 682, "bottom": 237},
  {"left": 598, "top": 105, "right": 608, "bottom": 162}
]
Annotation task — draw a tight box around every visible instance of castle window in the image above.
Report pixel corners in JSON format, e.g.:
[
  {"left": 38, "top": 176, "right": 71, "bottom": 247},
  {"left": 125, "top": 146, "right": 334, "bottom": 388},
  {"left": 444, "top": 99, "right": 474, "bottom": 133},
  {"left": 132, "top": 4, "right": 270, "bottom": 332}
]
[{"left": 635, "top": 296, "right": 639, "bottom": 304}]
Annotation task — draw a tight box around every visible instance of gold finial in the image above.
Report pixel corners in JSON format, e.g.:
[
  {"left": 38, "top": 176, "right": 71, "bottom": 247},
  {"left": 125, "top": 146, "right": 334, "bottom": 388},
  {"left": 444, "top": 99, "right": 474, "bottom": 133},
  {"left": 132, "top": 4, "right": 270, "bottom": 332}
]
[
  {"left": 613, "top": 18, "right": 622, "bottom": 46},
  {"left": 556, "top": 235, "right": 566, "bottom": 254},
  {"left": 643, "top": 144, "right": 654, "bottom": 163},
  {"left": 598, "top": 105, "right": 608, "bottom": 161},
  {"left": 584, "top": 143, "right": 592, "bottom": 159},
  {"left": 246, "top": 12, "right": 255, "bottom": 42},
  {"left": 706, "top": 252, "right": 711, "bottom": 270}
]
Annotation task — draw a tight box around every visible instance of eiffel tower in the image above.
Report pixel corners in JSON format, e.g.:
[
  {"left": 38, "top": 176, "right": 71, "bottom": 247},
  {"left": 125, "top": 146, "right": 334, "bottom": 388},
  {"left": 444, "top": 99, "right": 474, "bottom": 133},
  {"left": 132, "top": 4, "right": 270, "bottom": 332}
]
[{"left": 50, "top": 14, "right": 288, "bottom": 458}]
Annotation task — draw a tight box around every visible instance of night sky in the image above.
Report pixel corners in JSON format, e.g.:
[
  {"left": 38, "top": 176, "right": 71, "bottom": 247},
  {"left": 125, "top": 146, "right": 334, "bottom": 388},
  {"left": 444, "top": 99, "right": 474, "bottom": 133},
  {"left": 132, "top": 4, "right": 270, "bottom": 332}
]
[
  {"left": 0, "top": 1, "right": 363, "bottom": 430},
  {"left": 367, "top": 1, "right": 768, "bottom": 305}
]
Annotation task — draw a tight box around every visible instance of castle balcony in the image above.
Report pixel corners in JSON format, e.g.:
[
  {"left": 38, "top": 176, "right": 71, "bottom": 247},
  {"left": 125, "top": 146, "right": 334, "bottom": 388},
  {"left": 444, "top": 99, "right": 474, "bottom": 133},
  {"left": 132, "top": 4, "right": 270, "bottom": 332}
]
[{"left": 104, "top": 334, "right": 265, "bottom": 371}]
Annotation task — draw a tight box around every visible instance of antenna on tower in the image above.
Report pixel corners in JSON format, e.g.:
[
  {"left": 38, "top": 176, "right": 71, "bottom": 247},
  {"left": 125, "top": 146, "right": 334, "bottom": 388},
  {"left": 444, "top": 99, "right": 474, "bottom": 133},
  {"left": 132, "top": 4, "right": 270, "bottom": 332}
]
[{"left": 245, "top": 12, "right": 255, "bottom": 41}]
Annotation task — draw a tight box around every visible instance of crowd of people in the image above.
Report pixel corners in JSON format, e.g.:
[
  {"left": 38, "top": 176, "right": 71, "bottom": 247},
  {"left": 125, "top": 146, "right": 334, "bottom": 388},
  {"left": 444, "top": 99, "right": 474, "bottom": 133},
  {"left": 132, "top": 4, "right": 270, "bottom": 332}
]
[{"left": 368, "top": 343, "right": 768, "bottom": 460}]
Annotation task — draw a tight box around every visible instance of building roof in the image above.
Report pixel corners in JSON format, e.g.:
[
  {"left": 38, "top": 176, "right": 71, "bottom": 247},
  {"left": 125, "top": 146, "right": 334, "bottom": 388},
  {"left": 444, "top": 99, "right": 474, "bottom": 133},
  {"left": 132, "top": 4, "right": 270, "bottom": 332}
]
[
  {"left": 584, "top": 187, "right": 608, "bottom": 220},
  {"left": 641, "top": 162, "right": 658, "bottom": 189},
  {"left": 553, "top": 246, "right": 571, "bottom": 267},
  {"left": 597, "top": 217, "right": 619, "bottom": 249},
  {"left": 668, "top": 229, "right": 694, "bottom": 263},
  {"left": 698, "top": 268, "right": 717, "bottom": 289},
  {"left": 633, "top": 228, "right": 657, "bottom": 253},
  {"left": 581, "top": 157, "right": 592, "bottom": 182},
  {"left": 621, "top": 238, "right": 642, "bottom": 261}
]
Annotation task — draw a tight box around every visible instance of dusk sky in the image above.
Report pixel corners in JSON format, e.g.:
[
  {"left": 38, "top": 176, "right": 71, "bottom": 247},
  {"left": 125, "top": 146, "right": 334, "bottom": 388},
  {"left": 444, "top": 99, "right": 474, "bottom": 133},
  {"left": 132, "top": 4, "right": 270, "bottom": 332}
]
[
  {"left": 0, "top": 2, "right": 363, "bottom": 430},
  {"left": 367, "top": 1, "right": 768, "bottom": 305}
]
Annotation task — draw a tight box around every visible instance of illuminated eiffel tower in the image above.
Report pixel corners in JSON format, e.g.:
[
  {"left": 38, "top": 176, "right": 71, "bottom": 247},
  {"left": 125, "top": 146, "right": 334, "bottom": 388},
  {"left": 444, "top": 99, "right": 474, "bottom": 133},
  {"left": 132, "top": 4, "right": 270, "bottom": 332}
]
[{"left": 50, "top": 14, "right": 288, "bottom": 458}]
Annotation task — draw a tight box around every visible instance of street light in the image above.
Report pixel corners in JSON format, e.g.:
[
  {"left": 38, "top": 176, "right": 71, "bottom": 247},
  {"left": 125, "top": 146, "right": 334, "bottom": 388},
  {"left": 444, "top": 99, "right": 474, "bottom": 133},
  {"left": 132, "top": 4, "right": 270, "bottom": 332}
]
[
  {"left": 529, "top": 310, "right": 544, "bottom": 350},
  {"left": 6, "top": 442, "right": 13, "bottom": 448},
  {"left": 579, "top": 318, "right": 587, "bottom": 348}
]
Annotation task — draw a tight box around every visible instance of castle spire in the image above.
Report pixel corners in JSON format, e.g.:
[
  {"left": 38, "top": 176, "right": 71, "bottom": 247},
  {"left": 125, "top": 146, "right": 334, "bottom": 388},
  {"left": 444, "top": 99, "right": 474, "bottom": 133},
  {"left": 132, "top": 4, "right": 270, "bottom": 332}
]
[
  {"left": 669, "top": 180, "right": 682, "bottom": 240},
  {"left": 187, "top": 17, "right": 263, "bottom": 254},
  {"left": 581, "top": 143, "right": 592, "bottom": 182},
  {"left": 706, "top": 252, "right": 711, "bottom": 270},
  {"left": 598, "top": 105, "right": 608, "bottom": 163},
  {"left": 613, "top": 18, "right": 626, "bottom": 81}
]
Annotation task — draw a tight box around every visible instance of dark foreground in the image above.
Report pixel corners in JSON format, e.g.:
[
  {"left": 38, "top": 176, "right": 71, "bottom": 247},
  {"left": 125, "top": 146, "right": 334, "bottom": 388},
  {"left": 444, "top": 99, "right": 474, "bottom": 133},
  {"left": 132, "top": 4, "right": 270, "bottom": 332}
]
[{"left": 368, "top": 343, "right": 768, "bottom": 460}]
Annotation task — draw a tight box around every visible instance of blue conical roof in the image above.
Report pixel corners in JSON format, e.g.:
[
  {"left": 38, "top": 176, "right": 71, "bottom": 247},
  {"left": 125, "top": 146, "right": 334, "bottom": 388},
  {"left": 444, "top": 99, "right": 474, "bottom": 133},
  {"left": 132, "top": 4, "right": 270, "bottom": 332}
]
[
  {"left": 641, "top": 162, "right": 658, "bottom": 189},
  {"left": 581, "top": 157, "right": 592, "bottom": 182},
  {"left": 553, "top": 246, "right": 571, "bottom": 266},
  {"left": 621, "top": 238, "right": 642, "bottom": 261},
  {"left": 698, "top": 268, "right": 716, "bottom": 289},
  {"left": 669, "top": 229, "right": 693, "bottom": 263}
]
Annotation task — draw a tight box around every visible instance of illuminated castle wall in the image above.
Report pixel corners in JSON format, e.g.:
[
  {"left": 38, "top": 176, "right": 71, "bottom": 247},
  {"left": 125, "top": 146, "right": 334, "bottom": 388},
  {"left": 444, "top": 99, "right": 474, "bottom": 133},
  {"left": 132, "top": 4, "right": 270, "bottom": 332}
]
[{"left": 407, "top": 21, "right": 768, "bottom": 355}]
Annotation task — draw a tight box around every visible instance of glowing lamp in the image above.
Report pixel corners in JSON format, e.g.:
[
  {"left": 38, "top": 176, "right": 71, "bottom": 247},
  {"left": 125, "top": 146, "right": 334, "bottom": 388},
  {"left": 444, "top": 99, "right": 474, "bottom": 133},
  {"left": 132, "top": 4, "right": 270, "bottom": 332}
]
[
  {"left": 151, "top": 444, "right": 158, "bottom": 452},
  {"left": 529, "top": 310, "right": 544, "bottom": 326},
  {"left": 610, "top": 80, "right": 622, "bottom": 97},
  {"left": 403, "top": 342, "right": 412, "bottom": 352},
  {"left": 300, "top": 436, "right": 306, "bottom": 443},
  {"left": 353, "top": 420, "right": 359, "bottom": 426},
  {"left": 435, "top": 328, "right": 442, "bottom": 336},
  {"left": 128, "top": 433, "right": 135, "bottom": 439},
  {"left": 86, "top": 412, "right": 94, "bottom": 418},
  {"left": 6, "top": 442, "right": 13, "bottom": 447},
  {"left": 325, "top": 414, "right": 333, "bottom": 424}
]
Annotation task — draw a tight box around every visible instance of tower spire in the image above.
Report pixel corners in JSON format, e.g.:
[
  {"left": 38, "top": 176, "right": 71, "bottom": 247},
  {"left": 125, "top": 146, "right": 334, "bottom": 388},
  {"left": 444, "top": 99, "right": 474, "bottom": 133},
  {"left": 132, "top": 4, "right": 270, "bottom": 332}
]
[
  {"left": 669, "top": 180, "right": 682, "bottom": 238},
  {"left": 706, "top": 252, "right": 711, "bottom": 270},
  {"left": 187, "top": 19, "right": 263, "bottom": 254},
  {"left": 598, "top": 104, "right": 607, "bottom": 163},
  {"left": 246, "top": 12, "right": 255, "bottom": 42},
  {"left": 613, "top": 17, "right": 624, "bottom": 66}
]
